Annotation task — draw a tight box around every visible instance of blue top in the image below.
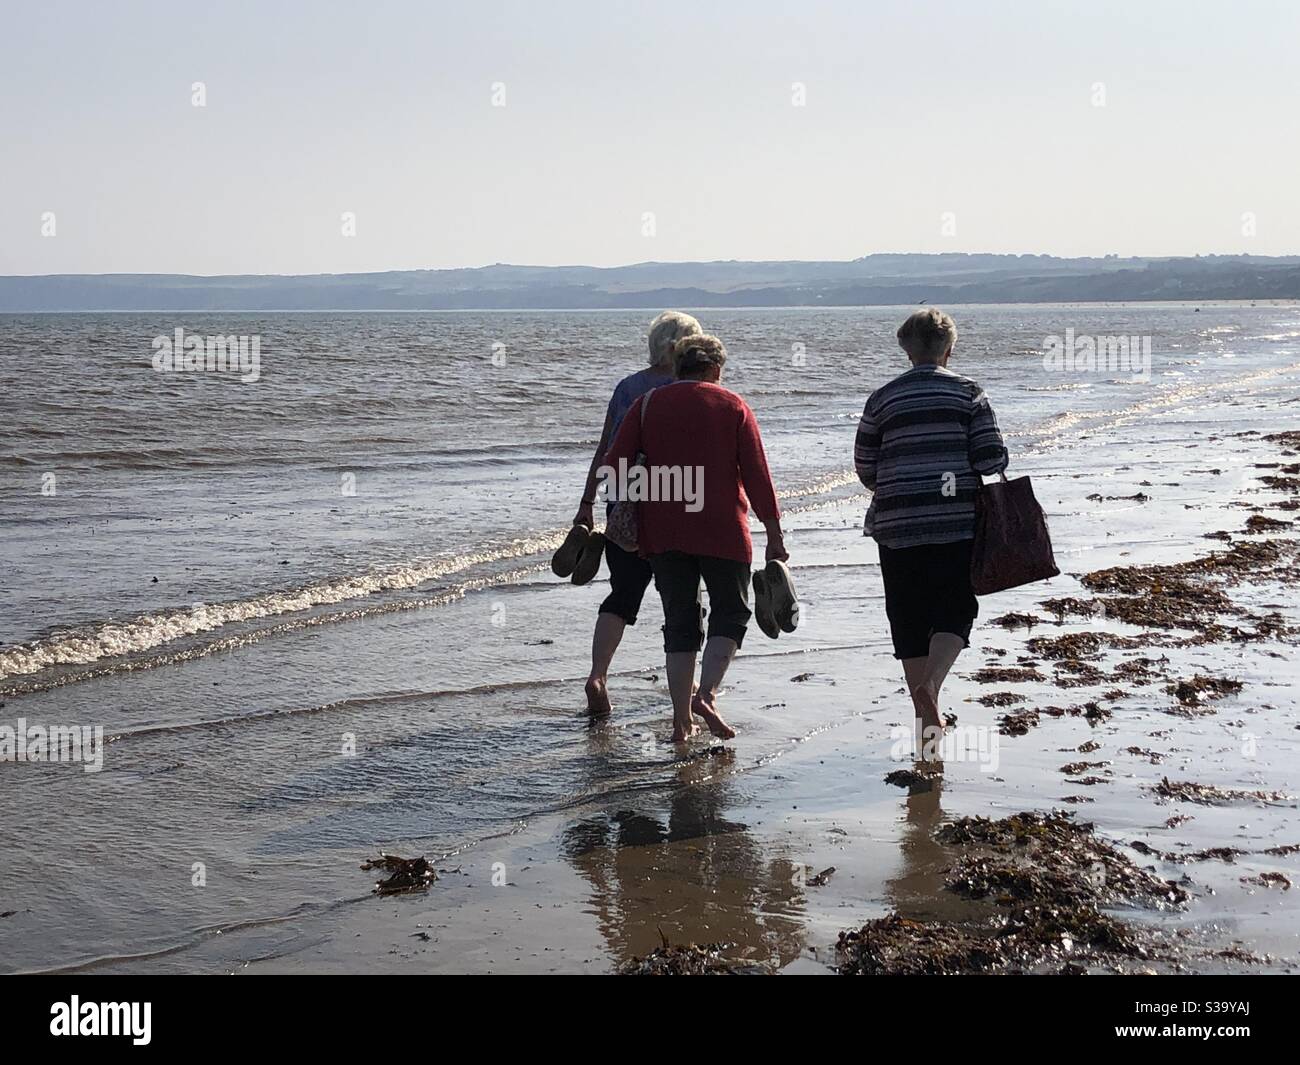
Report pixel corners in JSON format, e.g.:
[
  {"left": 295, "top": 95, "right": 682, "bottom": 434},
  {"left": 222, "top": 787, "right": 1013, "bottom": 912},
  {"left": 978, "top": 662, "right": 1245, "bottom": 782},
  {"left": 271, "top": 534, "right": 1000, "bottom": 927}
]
[
  {"left": 607, "top": 367, "right": 674, "bottom": 442},
  {"left": 602, "top": 367, "right": 674, "bottom": 508}
]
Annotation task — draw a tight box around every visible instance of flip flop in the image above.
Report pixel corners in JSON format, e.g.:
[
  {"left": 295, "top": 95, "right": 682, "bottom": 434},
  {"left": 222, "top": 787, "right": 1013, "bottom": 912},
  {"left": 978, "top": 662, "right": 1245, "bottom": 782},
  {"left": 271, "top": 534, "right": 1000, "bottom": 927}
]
[
  {"left": 571, "top": 531, "right": 606, "bottom": 586},
  {"left": 551, "top": 525, "right": 591, "bottom": 578},
  {"left": 752, "top": 560, "right": 799, "bottom": 639}
]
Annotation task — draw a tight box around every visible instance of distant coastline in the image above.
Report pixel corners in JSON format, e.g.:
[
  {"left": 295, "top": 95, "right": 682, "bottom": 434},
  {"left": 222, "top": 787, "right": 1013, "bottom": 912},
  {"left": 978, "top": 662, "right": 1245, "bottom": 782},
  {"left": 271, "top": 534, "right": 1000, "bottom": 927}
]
[{"left": 4, "top": 253, "right": 1300, "bottom": 312}]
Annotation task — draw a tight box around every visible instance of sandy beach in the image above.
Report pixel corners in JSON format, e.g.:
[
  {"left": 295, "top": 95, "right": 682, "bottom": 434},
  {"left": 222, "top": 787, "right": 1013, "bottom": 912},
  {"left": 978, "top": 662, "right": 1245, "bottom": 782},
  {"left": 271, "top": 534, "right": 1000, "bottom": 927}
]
[{"left": 4, "top": 315, "right": 1296, "bottom": 975}]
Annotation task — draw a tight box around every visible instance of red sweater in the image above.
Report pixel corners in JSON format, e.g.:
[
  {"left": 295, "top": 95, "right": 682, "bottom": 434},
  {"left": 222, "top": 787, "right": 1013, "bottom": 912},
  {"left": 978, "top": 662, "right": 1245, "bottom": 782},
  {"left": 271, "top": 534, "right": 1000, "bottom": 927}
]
[{"left": 603, "top": 381, "right": 780, "bottom": 564}]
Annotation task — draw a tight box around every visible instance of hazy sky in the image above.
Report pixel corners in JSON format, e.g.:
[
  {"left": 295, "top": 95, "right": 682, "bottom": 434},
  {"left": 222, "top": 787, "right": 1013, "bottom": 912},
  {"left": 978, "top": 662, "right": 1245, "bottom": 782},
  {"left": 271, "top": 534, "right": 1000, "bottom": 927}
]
[{"left": 3, "top": 0, "right": 1297, "bottom": 275}]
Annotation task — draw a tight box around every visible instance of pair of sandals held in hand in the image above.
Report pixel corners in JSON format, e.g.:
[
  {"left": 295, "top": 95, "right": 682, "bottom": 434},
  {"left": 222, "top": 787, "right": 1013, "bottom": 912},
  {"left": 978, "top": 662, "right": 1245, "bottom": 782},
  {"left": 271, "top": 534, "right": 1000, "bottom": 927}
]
[
  {"left": 552, "top": 524, "right": 604, "bottom": 585},
  {"left": 552, "top": 525, "right": 800, "bottom": 641}
]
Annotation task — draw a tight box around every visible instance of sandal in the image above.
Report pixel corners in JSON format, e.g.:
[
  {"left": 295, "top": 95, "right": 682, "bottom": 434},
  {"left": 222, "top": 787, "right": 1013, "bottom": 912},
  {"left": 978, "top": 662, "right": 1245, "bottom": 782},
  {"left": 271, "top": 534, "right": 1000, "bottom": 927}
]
[
  {"left": 551, "top": 525, "right": 591, "bottom": 578},
  {"left": 571, "top": 531, "right": 607, "bottom": 586},
  {"left": 752, "top": 559, "right": 799, "bottom": 638}
]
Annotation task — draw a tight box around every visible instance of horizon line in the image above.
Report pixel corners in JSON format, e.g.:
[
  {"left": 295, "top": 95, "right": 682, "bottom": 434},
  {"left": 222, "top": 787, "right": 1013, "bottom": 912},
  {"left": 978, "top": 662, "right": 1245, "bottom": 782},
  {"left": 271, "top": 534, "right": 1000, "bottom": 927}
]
[{"left": 4, "top": 250, "right": 1299, "bottom": 282}]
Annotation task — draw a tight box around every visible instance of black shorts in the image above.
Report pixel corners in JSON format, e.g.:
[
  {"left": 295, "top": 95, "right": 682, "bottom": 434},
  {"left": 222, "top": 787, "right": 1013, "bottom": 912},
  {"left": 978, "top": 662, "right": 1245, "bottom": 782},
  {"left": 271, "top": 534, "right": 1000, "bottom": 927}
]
[
  {"left": 648, "top": 551, "right": 752, "bottom": 653},
  {"left": 878, "top": 539, "right": 978, "bottom": 660},
  {"left": 599, "top": 539, "right": 655, "bottom": 625}
]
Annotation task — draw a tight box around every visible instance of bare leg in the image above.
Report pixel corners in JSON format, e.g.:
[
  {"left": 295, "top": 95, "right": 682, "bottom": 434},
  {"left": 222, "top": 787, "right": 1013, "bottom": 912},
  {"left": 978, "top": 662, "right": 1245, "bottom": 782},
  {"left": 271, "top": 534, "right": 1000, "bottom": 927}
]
[
  {"left": 665, "top": 651, "right": 699, "bottom": 742},
  {"left": 900, "top": 656, "right": 936, "bottom": 760},
  {"left": 691, "top": 636, "right": 738, "bottom": 739},
  {"left": 913, "top": 633, "right": 964, "bottom": 761},
  {"left": 585, "top": 612, "right": 624, "bottom": 716}
]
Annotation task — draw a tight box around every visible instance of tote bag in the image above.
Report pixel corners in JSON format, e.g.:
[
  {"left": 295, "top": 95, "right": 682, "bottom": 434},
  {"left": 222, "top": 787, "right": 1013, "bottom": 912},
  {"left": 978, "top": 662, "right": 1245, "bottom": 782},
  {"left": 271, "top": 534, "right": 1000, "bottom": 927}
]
[
  {"left": 604, "top": 389, "right": 655, "bottom": 553},
  {"left": 970, "top": 474, "right": 1060, "bottom": 595}
]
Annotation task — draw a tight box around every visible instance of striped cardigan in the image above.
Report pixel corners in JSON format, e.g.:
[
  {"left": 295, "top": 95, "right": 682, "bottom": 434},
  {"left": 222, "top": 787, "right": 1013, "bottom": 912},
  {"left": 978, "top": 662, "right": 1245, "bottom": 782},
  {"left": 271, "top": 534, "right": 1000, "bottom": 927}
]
[{"left": 854, "top": 364, "right": 1008, "bottom": 549}]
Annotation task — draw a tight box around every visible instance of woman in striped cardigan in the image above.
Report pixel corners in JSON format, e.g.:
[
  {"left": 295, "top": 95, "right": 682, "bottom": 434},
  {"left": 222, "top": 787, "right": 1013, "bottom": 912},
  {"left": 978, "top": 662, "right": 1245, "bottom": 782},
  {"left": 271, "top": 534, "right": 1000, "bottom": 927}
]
[{"left": 854, "top": 309, "right": 1008, "bottom": 762}]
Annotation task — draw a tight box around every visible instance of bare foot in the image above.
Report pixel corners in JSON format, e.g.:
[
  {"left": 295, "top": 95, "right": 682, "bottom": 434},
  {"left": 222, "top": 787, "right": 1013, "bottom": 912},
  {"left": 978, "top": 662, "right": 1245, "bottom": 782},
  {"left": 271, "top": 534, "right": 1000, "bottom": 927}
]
[
  {"left": 691, "top": 691, "right": 737, "bottom": 740},
  {"left": 670, "top": 718, "right": 700, "bottom": 743},
  {"left": 585, "top": 676, "right": 611, "bottom": 717}
]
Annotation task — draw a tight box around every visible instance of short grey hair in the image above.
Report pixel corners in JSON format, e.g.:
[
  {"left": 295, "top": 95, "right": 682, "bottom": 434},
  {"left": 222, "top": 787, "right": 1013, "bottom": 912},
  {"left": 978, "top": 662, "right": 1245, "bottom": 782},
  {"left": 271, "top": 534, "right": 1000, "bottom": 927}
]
[
  {"left": 647, "top": 310, "right": 701, "bottom": 367},
  {"left": 673, "top": 334, "right": 727, "bottom": 377},
  {"left": 897, "top": 308, "right": 957, "bottom": 361}
]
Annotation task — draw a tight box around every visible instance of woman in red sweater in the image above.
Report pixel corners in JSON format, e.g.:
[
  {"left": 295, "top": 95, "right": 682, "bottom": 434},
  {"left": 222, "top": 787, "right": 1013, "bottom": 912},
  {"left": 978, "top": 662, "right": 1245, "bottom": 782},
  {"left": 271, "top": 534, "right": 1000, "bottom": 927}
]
[{"left": 604, "top": 334, "right": 788, "bottom": 742}]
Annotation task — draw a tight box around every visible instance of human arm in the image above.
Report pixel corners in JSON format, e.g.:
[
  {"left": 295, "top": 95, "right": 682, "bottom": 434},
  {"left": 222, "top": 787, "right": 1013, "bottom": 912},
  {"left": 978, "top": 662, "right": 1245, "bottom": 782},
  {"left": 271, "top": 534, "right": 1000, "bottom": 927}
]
[{"left": 737, "top": 406, "right": 788, "bottom": 562}]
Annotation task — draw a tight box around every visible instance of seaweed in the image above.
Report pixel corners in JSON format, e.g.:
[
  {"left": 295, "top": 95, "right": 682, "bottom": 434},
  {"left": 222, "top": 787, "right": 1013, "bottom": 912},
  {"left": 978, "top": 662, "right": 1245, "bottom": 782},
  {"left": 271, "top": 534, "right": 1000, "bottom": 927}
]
[
  {"left": 1163, "top": 675, "right": 1243, "bottom": 707},
  {"left": 1059, "top": 760, "right": 1109, "bottom": 775},
  {"left": 885, "top": 767, "right": 942, "bottom": 793},
  {"left": 1240, "top": 873, "right": 1292, "bottom": 890},
  {"left": 1027, "top": 632, "right": 1107, "bottom": 659},
  {"left": 361, "top": 853, "right": 437, "bottom": 895},
  {"left": 1151, "top": 777, "right": 1292, "bottom": 806},
  {"left": 1245, "top": 514, "right": 1290, "bottom": 532},
  {"left": 998, "top": 708, "right": 1040, "bottom": 736},
  {"left": 620, "top": 932, "right": 751, "bottom": 975},
  {"left": 992, "top": 612, "right": 1043, "bottom": 629},
  {"left": 977, "top": 691, "right": 1025, "bottom": 707},
  {"left": 837, "top": 812, "right": 1185, "bottom": 975},
  {"left": 971, "top": 665, "right": 1046, "bottom": 684}
]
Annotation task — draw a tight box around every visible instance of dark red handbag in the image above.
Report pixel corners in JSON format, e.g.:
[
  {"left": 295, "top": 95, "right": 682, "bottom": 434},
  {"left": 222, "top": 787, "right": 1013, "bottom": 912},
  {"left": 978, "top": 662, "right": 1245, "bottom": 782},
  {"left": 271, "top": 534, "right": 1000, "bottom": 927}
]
[{"left": 970, "top": 474, "right": 1060, "bottom": 595}]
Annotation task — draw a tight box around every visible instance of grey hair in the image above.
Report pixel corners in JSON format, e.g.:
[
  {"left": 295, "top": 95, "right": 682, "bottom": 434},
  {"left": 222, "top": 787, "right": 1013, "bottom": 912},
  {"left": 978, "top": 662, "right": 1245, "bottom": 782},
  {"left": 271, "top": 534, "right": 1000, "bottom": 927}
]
[
  {"left": 647, "top": 310, "right": 702, "bottom": 367},
  {"left": 673, "top": 334, "right": 727, "bottom": 378},
  {"left": 896, "top": 308, "right": 957, "bottom": 361}
]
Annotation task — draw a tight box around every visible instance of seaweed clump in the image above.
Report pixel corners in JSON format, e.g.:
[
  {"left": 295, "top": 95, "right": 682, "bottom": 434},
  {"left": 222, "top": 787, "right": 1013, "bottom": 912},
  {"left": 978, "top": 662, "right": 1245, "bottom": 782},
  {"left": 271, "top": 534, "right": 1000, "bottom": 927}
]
[
  {"left": 837, "top": 812, "right": 1184, "bottom": 975},
  {"left": 971, "top": 665, "right": 1045, "bottom": 684},
  {"left": 361, "top": 853, "right": 437, "bottom": 895},
  {"left": 1151, "top": 777, "right": 1291, "bottom": 806},
  {"left": 620, "top": 931, "right": 763, "bottom": 974},
  {"left": 1164, "top": 674, "right": 1243, "bottom": 709}
]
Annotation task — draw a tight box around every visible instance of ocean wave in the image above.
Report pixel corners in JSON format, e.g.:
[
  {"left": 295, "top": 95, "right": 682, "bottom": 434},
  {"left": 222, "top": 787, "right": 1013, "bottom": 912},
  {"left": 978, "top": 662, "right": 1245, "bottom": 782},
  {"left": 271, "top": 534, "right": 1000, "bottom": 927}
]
[{"left": 0, "top": 539, "right": 564, "bottom": 682}]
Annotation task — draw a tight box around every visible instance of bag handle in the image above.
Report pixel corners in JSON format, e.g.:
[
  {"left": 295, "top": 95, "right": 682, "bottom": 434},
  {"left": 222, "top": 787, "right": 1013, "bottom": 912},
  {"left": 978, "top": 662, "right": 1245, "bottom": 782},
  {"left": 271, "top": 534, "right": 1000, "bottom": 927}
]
[{"left": 636, "top": 388, "right": 655, "bottom": 460}]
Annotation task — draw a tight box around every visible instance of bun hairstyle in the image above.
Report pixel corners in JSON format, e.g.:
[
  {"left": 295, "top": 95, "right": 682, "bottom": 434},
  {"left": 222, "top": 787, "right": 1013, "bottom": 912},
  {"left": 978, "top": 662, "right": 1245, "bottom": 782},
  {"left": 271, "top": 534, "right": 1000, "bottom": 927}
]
[{"left": 672, "top": 334, "right": 728, "bottom": 378}]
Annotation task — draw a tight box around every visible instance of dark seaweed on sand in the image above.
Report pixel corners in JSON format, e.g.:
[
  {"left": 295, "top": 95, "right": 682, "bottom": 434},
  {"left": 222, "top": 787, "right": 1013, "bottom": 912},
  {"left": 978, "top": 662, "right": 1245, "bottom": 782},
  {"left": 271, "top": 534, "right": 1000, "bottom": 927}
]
[
  {"left": 1164, "top": 674, "right": 1243, "bottom": 707},
  {"left": 970, "top": 665, "right": 1045, "bottom": 684},
  {"left": 836, "top": 812, "right": 1186, "bottom": 975},
  {"left": 1080, "top": 539, "right": 1300, "bottom": 636},
  {"left": 977, "top": 691, "right": 1025, "bottom": 707},
  {"left": 1240, "top": 872, "right": 1293, "bottom": 890},
  {"left": 620, "top": 930, "right": 763, "bottom": 975},
  {"left": 1151, "top": 777, "right": 1292, "bottom": 806},
  {"left": 998, "top": 707, "right": 1040, "bottom": 736},
  {"left": 361, "top": 853, "right": 437, "bottom": 895},
  {"left": 991, "top": 612, "right": 1043, "bottom": 629}
]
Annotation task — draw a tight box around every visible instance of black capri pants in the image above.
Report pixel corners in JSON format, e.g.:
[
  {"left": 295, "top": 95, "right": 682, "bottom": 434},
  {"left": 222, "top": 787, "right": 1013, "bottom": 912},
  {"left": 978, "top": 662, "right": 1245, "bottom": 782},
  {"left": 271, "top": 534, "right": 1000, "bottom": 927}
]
[
  {"left": 648, "top": 551, "right": 752, "bottom": 653},
  {"left": 878, "top": 539, "right": 979, "bottom": 660},
  {"left": 599, "top": 538, "right": 656, "bottom": 625}
]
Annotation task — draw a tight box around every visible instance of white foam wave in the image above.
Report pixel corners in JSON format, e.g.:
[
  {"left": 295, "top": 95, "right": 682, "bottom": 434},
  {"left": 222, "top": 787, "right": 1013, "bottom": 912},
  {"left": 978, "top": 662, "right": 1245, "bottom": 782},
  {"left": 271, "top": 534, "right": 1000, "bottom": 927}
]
[{"left": 0, "top": 536, "right": 565, "bottom": 681}]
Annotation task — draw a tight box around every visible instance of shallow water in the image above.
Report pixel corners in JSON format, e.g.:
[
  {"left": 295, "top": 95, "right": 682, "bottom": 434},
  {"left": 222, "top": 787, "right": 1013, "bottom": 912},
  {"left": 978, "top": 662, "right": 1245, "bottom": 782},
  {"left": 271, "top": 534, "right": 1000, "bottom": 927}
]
[{"left": 2, "top": 303, "right": 1298, "bottom": 973}]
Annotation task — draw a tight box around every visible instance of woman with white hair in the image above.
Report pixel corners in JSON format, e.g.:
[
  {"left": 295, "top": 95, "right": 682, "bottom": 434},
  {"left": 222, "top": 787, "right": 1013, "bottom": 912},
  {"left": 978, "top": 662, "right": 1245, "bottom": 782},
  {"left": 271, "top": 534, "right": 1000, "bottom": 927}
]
[{"left": 554, "top": 310, "right": 703, "bottom": 717}]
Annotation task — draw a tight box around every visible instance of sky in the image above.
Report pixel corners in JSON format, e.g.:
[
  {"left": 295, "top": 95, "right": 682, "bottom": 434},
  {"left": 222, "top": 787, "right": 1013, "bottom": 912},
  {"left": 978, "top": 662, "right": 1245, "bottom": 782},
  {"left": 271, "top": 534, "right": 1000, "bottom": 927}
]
[{"left": 2, "top": 0, "right": 1297, "bottom": 275}]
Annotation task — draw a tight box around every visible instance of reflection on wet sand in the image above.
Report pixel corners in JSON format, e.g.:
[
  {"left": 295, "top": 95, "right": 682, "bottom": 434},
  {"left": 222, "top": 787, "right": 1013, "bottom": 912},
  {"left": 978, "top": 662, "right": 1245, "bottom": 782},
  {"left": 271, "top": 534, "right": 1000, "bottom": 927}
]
[
  {"left": 884, "top": 776, "right": 972, "bottom": 924},
  {"left": 562, "top": 746, "right": 806, "bottom": 970},
  {"left": 885, "top": 772, "right": 1020, "bottom": 936}
]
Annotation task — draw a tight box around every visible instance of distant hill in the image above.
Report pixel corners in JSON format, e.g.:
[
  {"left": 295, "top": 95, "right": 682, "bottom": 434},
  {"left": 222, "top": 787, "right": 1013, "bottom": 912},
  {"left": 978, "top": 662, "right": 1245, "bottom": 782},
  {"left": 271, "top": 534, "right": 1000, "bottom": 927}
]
[{"left": 3, "top": 253, "right": 1299, "bottom": 311}]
